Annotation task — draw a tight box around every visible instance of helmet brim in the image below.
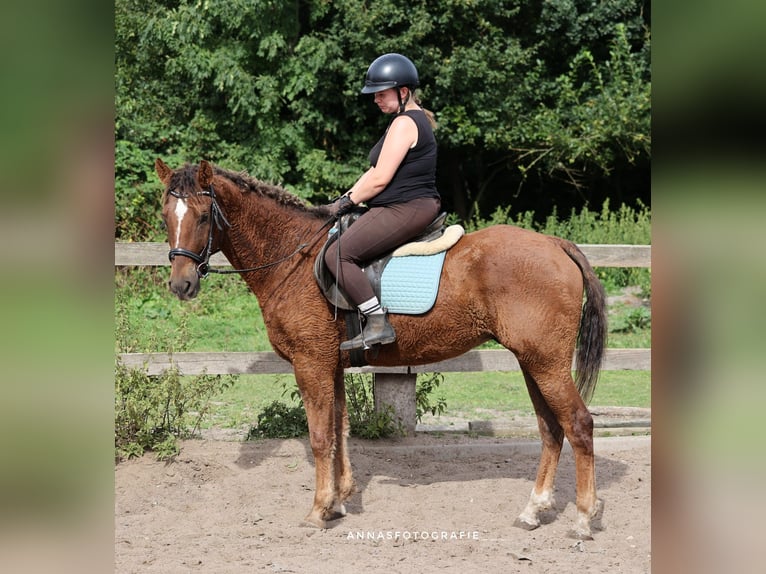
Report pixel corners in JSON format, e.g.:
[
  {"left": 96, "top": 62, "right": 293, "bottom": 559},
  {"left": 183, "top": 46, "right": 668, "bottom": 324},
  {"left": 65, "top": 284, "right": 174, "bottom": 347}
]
[{"left": 360, "top": 81, "right": 399, "bottom": 94}]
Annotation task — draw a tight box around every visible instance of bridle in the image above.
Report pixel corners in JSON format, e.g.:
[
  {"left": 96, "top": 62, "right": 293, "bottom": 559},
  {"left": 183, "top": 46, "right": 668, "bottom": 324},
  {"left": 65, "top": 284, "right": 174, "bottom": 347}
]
[
  {"left": 167, "top": 184, "right": 230, "bottom": 278},
  {"left": 167, "top": 182, "right": 335, "bottom": 278}
]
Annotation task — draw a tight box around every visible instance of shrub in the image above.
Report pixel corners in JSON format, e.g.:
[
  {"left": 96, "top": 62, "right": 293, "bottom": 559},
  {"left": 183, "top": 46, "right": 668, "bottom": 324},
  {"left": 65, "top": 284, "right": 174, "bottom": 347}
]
[
  {"left": 114, "top": 285, "right": 234, "bottom": 460},
  {"left": 114, "top": 360, "right": 233, "bottom": 461},
  {"left": 416, "top": 372, "right": 448, "bottom": 422},
  {"left": 249, "top": 372, "right": 448, "bottom": 441},
  {"left": 610, "top": 306, "right": 651, "bottom": 334},
  {"left": 246, "top": 401, "right": 308, "bottom": 439}
]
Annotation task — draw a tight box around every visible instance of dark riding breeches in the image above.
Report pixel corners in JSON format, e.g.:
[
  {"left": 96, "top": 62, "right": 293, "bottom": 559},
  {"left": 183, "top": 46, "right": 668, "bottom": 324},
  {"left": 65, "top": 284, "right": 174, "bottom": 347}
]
[{"left": 324, "top": 196, "right": 441, "bottom": 306}]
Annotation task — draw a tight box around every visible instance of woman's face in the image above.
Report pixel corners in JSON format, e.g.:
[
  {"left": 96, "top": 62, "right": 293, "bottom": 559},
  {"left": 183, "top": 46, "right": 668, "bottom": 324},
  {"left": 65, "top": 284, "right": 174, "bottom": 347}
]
[{"left": 373, "top": 88, "right": 404, "bottom": 114}]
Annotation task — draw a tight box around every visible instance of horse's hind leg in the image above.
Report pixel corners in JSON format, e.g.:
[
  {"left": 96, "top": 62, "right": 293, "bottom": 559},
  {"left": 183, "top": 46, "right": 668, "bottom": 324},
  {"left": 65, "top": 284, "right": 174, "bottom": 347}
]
[
  {"left": 519, "top": 366, "right": 601, "bottom": 539},
  {"left": 515, "top": 369, "right": 565, "bottom": 530}
]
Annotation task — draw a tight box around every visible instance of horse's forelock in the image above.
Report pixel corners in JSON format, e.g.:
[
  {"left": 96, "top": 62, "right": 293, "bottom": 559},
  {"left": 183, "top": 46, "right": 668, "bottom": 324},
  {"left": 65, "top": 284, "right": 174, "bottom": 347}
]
[{"left": 161, "top": 164, "right": 208, "bottom": 208}]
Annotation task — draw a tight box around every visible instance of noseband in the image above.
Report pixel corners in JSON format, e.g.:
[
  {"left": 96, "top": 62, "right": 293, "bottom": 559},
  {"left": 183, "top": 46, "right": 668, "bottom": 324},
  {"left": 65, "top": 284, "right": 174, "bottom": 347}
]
[{"left": 167, "top": 184, "right": 230, "bottom": 278}]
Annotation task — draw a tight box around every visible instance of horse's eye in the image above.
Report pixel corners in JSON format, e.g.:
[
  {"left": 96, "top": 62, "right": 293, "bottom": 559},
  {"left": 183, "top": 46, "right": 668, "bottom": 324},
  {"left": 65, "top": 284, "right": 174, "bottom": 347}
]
[{"left": 199, "top": 212, "right": 210, "bottom": 225}]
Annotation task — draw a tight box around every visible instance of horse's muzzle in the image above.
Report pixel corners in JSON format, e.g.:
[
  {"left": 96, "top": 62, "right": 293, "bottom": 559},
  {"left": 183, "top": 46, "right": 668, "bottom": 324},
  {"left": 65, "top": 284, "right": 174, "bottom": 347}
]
[{"left": 169, "top": 268, "right": 201, "bottom": 300}]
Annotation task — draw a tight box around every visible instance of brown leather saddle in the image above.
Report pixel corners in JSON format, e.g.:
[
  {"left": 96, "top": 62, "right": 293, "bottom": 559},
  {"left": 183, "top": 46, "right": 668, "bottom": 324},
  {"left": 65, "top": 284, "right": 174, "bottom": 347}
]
[{"left": 313, "top": 210, "right": 449, "bottom": 311}]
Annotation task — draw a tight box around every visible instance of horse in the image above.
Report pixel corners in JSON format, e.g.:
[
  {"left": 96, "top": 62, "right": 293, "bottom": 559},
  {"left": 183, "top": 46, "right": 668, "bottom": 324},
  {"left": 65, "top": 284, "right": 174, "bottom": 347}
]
[{"left": 155, "top": 158, "right": 608, "bottom": 539}]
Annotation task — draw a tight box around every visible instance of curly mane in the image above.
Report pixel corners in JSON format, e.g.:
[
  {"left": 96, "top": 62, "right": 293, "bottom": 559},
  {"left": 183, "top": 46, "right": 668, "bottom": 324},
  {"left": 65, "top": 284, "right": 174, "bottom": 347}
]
[
  {"left": 213, "top": 165, "right": 331, "bottom": 217},
  {"left": 162, "top": 162, "right": 334, "bottom": 219}
]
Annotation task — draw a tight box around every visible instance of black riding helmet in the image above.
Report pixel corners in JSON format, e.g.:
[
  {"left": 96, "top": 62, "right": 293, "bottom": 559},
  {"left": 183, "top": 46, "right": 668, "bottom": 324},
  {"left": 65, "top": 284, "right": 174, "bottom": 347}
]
[
  {"left": 361, "top": 53, "right": 419, "bottom": 113},
  {"left": 360, "top": 53, "right": 420, "bottom": 94}
]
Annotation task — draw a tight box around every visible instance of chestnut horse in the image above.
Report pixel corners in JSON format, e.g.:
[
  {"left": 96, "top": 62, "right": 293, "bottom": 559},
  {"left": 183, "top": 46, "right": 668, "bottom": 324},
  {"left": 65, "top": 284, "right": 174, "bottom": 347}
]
[{"left": 155, "top": 158, "right": 608, "bottom": 539}]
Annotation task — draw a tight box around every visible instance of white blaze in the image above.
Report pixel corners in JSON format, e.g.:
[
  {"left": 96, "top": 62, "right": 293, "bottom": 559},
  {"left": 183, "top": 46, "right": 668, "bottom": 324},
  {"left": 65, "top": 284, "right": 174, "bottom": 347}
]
[{"left": 173, "top": 198, "right": 188, "bottom": 248}]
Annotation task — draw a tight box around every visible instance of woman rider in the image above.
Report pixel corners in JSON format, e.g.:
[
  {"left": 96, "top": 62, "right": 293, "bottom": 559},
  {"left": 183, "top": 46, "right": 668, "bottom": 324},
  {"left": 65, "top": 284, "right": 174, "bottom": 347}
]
[{"left": 325, "top": 53, "right": 441, "bottom": 351}]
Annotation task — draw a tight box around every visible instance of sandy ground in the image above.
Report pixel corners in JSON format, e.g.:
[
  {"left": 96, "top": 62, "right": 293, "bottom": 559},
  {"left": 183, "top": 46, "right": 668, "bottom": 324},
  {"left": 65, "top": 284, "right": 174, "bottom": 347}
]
[{"left": 115, "top": 431, "right": 651, "bottom": 573}]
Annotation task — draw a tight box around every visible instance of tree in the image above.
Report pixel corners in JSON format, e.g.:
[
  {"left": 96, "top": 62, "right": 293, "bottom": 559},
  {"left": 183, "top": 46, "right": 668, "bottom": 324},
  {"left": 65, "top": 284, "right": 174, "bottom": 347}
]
[{"left": 115, "top": 0, "right": 650, "bottom": 240}]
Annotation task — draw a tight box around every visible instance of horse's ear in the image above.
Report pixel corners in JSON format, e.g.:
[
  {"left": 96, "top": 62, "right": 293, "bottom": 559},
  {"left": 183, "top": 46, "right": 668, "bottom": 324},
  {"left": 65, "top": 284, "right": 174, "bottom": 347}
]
[
  {"left": 155, "top": 158, "right": 172, "bottom": 184},
  {"left": 198, "top": 160, "right": 214, "bottom": 189}
]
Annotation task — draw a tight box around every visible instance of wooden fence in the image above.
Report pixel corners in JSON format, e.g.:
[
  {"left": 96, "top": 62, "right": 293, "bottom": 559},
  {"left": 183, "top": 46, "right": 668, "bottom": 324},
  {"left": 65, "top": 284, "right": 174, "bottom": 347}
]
[{"left": 116, "top": 242, "right": 651, "bottom": 433}]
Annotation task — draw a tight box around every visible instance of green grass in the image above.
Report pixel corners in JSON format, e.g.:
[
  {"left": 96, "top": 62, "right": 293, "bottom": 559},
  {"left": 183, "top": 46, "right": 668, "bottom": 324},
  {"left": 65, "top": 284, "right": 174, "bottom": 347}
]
[
  {"left": 116, "top": 269, "right": 266, "bottom": 352},
  {"left": 197, "top": 370, "right": 650, "bottom": 430},
  {"left": 441, "top": 370, "right": 649, "bottom": 416}
]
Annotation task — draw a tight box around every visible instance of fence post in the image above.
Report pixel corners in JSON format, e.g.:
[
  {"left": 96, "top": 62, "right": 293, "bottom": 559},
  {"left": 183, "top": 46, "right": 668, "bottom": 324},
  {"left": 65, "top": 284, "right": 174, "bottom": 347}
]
[{"left": 373, "top": 372, "right": 417, "bottom": 435}]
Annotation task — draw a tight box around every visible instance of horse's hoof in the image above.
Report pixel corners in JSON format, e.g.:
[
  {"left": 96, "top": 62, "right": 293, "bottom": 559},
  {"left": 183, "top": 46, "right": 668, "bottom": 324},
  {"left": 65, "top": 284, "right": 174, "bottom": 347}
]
[
  {"left": 568, "top": 513, "right": 595, "bottom": 540},
  {"left": 568, "top": 527, "right": 594, "bottom": 541},
  {"left": 514, "top": 516, "right": 540, "bottom": 531},
  {"left": 301, "top": 513, "right": 327, "bottom": 529}
]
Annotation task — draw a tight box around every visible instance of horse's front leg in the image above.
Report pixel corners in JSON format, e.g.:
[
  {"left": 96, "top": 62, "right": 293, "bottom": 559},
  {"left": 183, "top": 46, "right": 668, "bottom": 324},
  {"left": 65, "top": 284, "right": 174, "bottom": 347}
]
[
  {"left": 295, "top": 362, "right": 347, "bottom": 528},
  {"left": 332, "top": 366, "right": 355, "bottom": 516}
]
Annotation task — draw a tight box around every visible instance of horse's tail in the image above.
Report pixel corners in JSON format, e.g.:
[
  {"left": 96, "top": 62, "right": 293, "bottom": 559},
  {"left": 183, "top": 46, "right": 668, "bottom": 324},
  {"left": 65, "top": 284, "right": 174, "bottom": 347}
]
[{"left": 557, "top": 239, "right": 608, "bottom": 404}]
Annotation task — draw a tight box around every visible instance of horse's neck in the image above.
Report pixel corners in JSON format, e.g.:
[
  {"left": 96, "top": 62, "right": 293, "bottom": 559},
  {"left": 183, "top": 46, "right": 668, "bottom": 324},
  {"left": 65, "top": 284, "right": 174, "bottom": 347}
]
[{"left": 219, "top": 188, "right": 318, "bottom": 295}]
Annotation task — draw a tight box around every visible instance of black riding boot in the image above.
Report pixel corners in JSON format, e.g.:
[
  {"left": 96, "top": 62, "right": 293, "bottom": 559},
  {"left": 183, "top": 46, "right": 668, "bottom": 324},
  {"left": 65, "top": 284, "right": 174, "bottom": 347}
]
[{"left": 340, "top": 311, "right": 396, "bottom": 351}]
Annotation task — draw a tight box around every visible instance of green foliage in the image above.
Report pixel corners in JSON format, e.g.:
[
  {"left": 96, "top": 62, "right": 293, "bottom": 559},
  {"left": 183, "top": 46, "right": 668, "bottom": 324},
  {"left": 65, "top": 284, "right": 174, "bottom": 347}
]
[
  {"left": 114, "top": 360, "right": 233, "bottom": 460},
  {"left": 610, "top": 305, "right": 651, "bottom": 334},
  {"left": 416, "top": 372, "right": 448, "bottom": 422},
  {"left": 246, "top": 401, "right": 308, "bottom": 439},
  {"left": 115, "top": 0, "right": 651, "bottom": 241},
  {"left": 114, "top": 140, "right": 175, "bottom": 241},
  {"left": 518, "top": 23, "right": 651, "bottom": 184},
  {"left": 246, "top": 374, "right": 437, "bottom": 441},
  {"left": 344, "top": 374, "right": 404, "bottom": 439},
  {"left": 115, "top": 285, "right": 235, "bottom": 460}
]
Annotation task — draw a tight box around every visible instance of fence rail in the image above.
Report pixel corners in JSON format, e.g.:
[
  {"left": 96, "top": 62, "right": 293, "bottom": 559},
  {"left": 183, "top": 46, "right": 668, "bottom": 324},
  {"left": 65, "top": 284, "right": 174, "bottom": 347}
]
[
  {"left": 115, "top": 242, "right": 651, "bottom": 268},
  {"left": 119, "top": 348, "right": 650, "bottom": 376},
  {"left": 116, "top": 241, "right": 651, "bottom": 433}
]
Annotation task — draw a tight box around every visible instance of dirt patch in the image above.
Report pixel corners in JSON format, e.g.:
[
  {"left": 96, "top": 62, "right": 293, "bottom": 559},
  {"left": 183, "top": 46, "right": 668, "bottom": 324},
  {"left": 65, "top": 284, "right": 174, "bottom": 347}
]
[{"left": 115, "top": 433, "right": 650, "bottom": 573}]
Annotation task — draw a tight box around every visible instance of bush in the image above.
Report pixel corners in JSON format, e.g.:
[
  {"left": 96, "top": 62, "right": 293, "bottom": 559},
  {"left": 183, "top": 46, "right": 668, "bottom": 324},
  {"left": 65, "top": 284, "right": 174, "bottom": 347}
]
[
  {"left": 248, "top": 372, "right": 448, "bottom": 441},
  {"left": 610, "top": 306, "right": 651, "bottom": 334},
  {"left": 115, "top": 361, "right": 233, "bottom": 461},
  {"left": 114, "top": 285, "right": 235, "bottom": 460},
  {"left": 342, "top": 373, "right": 404, "bottom": 439},
  {"left": 246, "top": 401, "right": 308, "bottom": 439},
  {"left": 416, "top": 372, "right": 447, "bottom": 422}
]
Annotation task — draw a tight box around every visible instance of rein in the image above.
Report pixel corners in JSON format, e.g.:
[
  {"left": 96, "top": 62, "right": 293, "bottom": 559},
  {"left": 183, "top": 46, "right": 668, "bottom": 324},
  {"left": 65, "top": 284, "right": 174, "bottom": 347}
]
[{"left": 168, "top": 184, "right": 334, "bottom": 278}]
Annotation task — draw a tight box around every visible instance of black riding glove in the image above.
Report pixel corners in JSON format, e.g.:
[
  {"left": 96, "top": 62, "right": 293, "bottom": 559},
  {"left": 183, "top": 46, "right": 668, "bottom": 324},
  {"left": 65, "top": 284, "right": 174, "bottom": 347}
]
[{"left": 327, "top": 194, "right": 355, "bottom": 218}]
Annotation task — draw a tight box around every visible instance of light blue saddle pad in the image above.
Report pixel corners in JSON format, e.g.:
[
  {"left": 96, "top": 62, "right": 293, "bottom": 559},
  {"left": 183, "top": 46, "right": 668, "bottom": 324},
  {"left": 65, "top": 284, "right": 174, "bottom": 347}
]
[{"left": 379, "top": 252, "right": 446, "bottom": 315}]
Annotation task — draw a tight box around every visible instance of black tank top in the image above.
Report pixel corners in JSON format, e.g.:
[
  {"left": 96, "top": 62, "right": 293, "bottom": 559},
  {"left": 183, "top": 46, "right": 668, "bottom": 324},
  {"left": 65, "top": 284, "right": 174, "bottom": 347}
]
[{"left": 367, "top": 110, "right": 440, "bottom": 207}]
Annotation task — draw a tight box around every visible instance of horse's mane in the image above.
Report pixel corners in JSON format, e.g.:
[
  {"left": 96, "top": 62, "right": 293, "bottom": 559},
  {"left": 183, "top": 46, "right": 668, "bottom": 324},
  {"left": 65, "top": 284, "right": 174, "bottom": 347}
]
[
  {"left": 214, "top": 165, "right": 320, "bottom": 214},
  {"left": 164, "top": 163, "right": 332, "bottom": 218}
]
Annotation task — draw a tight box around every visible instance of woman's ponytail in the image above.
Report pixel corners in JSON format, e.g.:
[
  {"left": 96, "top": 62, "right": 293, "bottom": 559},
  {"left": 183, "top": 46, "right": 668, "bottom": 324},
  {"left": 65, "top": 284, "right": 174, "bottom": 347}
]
[{"left": 413, "top": 93, "right": 437, "bottom": 130}]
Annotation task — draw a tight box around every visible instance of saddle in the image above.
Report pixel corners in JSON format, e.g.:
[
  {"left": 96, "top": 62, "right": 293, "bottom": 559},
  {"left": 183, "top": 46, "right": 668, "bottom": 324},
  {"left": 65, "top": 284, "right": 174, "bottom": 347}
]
[{"left": 313, "top": 210, "right": 462, "bottom": 312}]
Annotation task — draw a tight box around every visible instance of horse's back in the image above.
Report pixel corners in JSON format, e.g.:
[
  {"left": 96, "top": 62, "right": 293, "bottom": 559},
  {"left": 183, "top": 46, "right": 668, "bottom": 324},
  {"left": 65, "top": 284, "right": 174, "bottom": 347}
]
[{"left": 446, "top": 225, "right": 583, "bottom": 290}]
